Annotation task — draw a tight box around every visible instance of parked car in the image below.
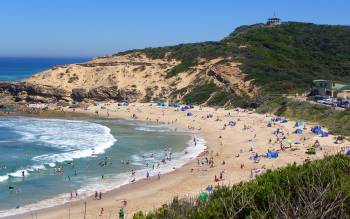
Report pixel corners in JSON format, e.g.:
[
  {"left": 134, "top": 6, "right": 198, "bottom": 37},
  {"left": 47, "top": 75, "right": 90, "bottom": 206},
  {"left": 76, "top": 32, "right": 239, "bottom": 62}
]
[
  {"left": 314, "top": 95, "right": 328, "bottom": 101},
  {"left": 322, "top": 98, "right": 338, "bottom": 106},
  {"left": 339, "top": 102, "right": 350, "bottom": 109},
  {"left": 337, "top": 100, "right": 349, "bottom": 107},
  {"left": 316, "top": 99, "right": 327, "bottom": 104}
]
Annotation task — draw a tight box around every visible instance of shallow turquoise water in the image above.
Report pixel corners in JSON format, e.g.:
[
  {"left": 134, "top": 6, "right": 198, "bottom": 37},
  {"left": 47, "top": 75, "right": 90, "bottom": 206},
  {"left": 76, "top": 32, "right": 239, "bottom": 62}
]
[{"left": 0, "top": 117, "right": 200, "bottom": 216}]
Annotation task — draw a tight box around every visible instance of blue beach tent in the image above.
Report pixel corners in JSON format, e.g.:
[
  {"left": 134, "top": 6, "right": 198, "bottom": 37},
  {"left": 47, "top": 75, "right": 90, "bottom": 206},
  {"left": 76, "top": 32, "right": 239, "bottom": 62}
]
[
  {"left": 267, "top": 151, "right": 278, "bottom": 158},
  {"left": 169, "top": 103, "right": 180, "bottom": 108},
  {"left": 181, "top": 106, "right": 190, "bottom": 111},
  {"left": 273, "top": 117, "right": 282, "bottom": 122},
  {"left": 295, "top": 129, "right": 303, "bottom": 134},
  {"left": 311, "top": 126, "right": 323, "bottom": 135},
  {"left": 157, "top": 102, "right": 166, "bottom": 107},
  {"left": 187, "top": 112, "right": 193, "bottom": 116},
  {"left": 295, "top": 121, "right": 304, "bottom": 127},
  {"left": 321, "top": 132, "right": 329, "bottom": 137}
]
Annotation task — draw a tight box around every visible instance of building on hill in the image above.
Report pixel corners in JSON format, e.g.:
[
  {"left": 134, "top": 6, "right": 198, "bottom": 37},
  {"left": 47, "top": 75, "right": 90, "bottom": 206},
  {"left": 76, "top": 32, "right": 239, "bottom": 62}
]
[
  {"left": 266, "top": 14, "right": 282, "bottom": 26},
  {"left": 311, "top": 80, "right": 350, "bottom": 98}
]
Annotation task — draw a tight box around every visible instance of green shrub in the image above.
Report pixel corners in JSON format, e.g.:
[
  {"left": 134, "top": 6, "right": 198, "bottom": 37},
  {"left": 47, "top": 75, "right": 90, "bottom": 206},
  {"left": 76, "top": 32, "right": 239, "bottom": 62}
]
[
  {"left": 206, "top": 91, "right": 232, "bottom": 106},
  {"left": 166, "top": 60, "right": 197, "bottom": 78},
  {"left": 134, "top": 155, "right": 350, "bottom": 219},
  {"left": 183, "top": 83, "right": 220, "bottom": 104}
]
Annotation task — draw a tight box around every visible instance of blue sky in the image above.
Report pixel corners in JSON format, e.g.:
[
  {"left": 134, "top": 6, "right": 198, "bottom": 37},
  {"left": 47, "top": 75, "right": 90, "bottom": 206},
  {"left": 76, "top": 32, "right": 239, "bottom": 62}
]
[{"left": 0, "top": 0, "right": 349, "bottom": 57}]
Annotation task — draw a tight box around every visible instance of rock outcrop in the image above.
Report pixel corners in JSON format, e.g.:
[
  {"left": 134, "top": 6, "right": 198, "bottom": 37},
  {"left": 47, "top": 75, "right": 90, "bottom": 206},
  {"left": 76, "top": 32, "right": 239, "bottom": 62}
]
[
  {"left": 70, "top": 86, "right": 141, "bottom": 102},
  {"left": 0, "top": 82, "right": 69, "bottom": 102}
]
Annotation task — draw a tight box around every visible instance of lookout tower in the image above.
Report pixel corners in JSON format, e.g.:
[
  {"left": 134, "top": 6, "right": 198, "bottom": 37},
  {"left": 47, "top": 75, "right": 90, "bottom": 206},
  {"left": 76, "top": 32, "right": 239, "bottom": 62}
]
[{"left": 266, "top": 13, "right": 281, "bottom": 26}]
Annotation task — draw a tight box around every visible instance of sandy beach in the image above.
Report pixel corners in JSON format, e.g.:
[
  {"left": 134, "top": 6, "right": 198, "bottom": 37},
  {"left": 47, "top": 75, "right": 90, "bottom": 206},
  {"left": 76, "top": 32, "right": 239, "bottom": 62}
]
[{"left": 9, "top": 102, "right": 348, "bottom": 219}]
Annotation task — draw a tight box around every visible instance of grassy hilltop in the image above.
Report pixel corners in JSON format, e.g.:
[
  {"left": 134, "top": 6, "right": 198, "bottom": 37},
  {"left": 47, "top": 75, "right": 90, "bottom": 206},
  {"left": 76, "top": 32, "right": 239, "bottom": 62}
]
[{"left": 120, "top": 22, "right": 350, "bottom": 94}]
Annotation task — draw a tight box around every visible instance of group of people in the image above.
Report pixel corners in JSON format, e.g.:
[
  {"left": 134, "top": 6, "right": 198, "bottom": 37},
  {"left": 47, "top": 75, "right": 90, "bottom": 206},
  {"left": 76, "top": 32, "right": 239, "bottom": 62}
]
[{"left": 94, "top": 191, "right": 103, "bottom": 200}]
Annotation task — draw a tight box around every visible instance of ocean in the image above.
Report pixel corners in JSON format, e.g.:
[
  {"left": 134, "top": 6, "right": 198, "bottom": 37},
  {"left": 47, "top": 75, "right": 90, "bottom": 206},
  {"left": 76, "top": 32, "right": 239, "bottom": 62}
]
[
  {"left": 0, "top": 57, "right": 89, "bottom": 81},
  {"left": 0, "top": 116, "right": 205, "bottom": 217},
  {"left": 0, "top": 57, "right": 206, "bottom": 217}
]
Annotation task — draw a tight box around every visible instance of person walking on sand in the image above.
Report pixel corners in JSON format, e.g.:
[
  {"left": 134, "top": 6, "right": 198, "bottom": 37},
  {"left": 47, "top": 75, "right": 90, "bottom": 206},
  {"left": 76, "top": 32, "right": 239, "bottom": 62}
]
[
  {"left": 95, "top": 191, "right": 98, "bottom": 200},
  {"left": 99, "top": 192, "right": 102, "bottom": 200}
]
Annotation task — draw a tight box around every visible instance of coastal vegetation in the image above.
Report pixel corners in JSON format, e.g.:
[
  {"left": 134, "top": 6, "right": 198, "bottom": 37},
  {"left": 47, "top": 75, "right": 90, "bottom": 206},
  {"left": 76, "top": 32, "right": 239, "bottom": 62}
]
[
  {"left": 133, "top": 155, "right": 350, "bottom": 219},
  {"left": 183, "top": 82, "right": 220, "bottom": 105},
  {"left": 120, "top": 22, "right": 350, "bottom": 94},
  {"left": 257, "top": 97, "right": 350, "bottom": 136},
  {"left": 166, "top": 60, "right": 197, "bottom": 78}
]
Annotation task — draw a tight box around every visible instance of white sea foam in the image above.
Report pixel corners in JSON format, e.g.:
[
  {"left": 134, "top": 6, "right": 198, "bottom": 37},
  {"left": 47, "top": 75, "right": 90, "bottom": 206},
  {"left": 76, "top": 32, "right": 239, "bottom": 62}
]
[
  {"left": 0, "top": 117, "right": 116, "bottom": 182},
  {"left": 135, "top": 124, "right": 173, "bottom": 132},
  {"left": 0, "top": 125, "right": 206, "bottom": 218}
]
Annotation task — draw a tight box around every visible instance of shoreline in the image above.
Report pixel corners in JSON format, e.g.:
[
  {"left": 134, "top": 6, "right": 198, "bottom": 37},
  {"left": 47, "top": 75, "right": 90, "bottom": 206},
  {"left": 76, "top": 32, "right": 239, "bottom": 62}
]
[
  {"left": 1, "top": 102, "right": 348, "bottom": 219},
  {"left": 0, "top": 111, "right": 206, "bottom": 219}
]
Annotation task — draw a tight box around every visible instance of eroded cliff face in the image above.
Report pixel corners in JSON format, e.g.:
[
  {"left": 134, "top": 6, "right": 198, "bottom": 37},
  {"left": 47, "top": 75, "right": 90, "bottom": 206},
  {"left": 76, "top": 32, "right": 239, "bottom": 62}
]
[
  {"left": 1, "top": 52, "right": 258, "bottom": 105},
  {"left": 0, "top": 82, "right": 69, "bottom": 103},
  {"left": 25, "top": 53, "right": 178, "bottom": 102}
]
